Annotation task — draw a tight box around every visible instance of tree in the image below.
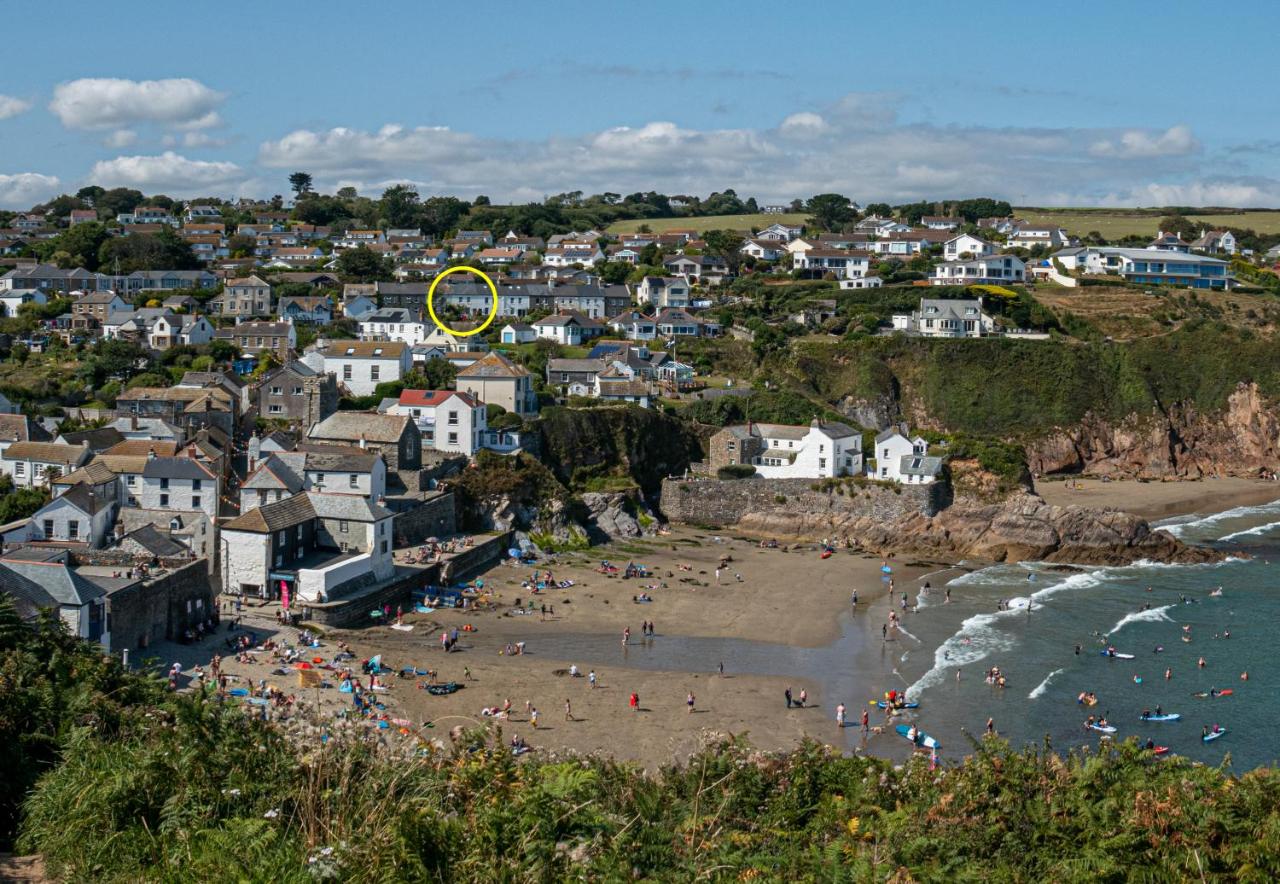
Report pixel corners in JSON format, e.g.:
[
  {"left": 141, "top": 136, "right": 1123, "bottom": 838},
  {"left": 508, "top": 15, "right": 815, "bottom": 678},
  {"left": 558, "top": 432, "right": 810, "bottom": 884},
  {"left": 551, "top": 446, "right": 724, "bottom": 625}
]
[
  {"left": 209, "top": 339, "right": 240, "bottom": 363},
  {"left": 1157, "top": 214, "right": 1200, "bottom": 241},
  {"left": 473, "top": 194, "right": 491, "bottom": 206},
  {"left": 701, "top": 229, "right": 746, "bottom": 277},
  {"left": 288, "top": 172, "right": 314, "bottom": 197},
  {"left": 403, "top": 357, "right": 457, "bottom": 391},
  {"left": 805, "top": 193, "right": 855, "bottom": 231},
  {"left": 380, "top": 184, "right": 420, "bottom": 229},
  {"left": 98, "top": 227, "right": 199, "bottom": 273},
  {"left": 597, "top": 261, "right": 632, "bottom": 284},
  {"left": 36, "top": 223, "right": 111, "bottom": 270},
  {"left": 335, "top": 245, "right": 392, "bottom": 281},
  {"left": 336, "top": 186, "right": 358, "bottom": 200},
  {"left": 864, "top": 202, "right": 892, "bottom": 217},
  {"left": 75, "top": 185, "right": 105, "bottom": 207}
]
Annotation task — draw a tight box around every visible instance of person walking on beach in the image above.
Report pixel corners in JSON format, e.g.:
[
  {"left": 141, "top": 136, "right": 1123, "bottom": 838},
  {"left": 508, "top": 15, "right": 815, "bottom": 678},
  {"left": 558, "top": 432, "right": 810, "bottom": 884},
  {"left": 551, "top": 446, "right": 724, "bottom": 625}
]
[
  {"left": 851, "top": 589, "right": 858, "bottom": 607},
  {"left": 718, "top": 661, "right": 724, "bottom": 677},
  {"left": 945, "top": 587, "right": 951, "bottom": 603},
  {"left": 986, "top": 717, "right": 995, "bottom": 736},
  {"left": 715, "top": 567, "right": 722, "bottom": 585},
  {"left": 882, "top": 623, "right": 888, "bottom": 641},
  {"left": 686, "top": 691, "right": 695, "bottom": 713},
  {"left": 530, "top": 707, "right": 539, "bottom": 728},
  {"left": 861, "top": 708, "right": 869, "bottom": 734},
  {"left": 623, "top": 626, "right": 630, "bottom": 645},
  {"left": 785, "top": 686, "right": 793, "bottom": 708},
  {"left": 629, "top": 691, "right": 639, "bottom": 712},
  {"left": 836, "top": 702, "right": 846, "bottom": 728},
  {"left": 564, "top": 699, "right": 572, "bottom": 721},
  {"left": 589, "top": 670, "right": 597, "bottom": 689},
  {"left": 798, "top": 688, "right": 807, "bottom": 708}
]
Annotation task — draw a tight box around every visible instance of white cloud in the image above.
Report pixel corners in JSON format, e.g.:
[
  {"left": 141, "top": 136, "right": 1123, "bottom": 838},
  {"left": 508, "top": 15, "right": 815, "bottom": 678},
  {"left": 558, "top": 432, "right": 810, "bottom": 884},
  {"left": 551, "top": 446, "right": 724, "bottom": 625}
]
[
  {"left": 88, "top": 151, "right": 243, "bottom": 194},
  {"left": 0, "top": 95, "right": 32, "bottom": 121},
  {"left": 103, "top": 129, "right": 138, "bottom": 149},
  {"left": 49, "top": 78, "right": 225, "bottom": 130},
  {"left": 1089, "top": 124, "right": 1200, "bottom": 159},
  {"left": 0, "top": 172, "right": 61, "bottom": 208},
  {"left": 779, "top": 112, "right": 829, "bottom": 137},
  {"left": 1102, "top": 178, "right": 1280, "bottom": 208},
  {"left": 250, "top": 102, "right": 1266, "bottom": 206}
]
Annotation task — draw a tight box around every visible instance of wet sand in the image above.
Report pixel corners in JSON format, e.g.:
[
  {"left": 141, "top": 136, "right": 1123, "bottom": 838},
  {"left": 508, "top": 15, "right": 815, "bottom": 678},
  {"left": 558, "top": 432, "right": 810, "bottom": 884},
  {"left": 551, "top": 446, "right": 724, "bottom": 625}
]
[
  {"left": 186, "top": 531, "right": 954, "bottom": 769},
  {"left": 1036, "top": 476, "right": 1280, "bottom": 521}
]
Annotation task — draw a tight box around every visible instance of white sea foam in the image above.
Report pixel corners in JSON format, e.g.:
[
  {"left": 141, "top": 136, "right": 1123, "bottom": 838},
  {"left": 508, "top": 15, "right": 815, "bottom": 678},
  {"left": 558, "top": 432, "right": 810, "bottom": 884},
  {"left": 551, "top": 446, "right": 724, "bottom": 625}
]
[
  {"left": 1218, "top": 520, "right": 1280, "bottom": 542},
  {"left": 895, "top": 625, "right": 921, "bottom": 643},
  {"left": 1028, "top": 668, "right": 1065, "bottom": 700},
  {"left": 904, "top": 610, "right": 1020, "bottom": 700},
  {"left": 1160, "top": 500, "right": 1280, "bottom": 539},
  {"left": 1106, "top": 604, "right": 1175, "bottom": 636}
]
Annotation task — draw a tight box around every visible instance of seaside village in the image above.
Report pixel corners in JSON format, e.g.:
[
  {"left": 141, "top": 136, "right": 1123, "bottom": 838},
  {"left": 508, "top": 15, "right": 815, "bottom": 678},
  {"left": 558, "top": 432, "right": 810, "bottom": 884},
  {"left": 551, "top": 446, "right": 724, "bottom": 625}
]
[{"left": 0, "top": 195, "right": 1247, "bottom": 741}]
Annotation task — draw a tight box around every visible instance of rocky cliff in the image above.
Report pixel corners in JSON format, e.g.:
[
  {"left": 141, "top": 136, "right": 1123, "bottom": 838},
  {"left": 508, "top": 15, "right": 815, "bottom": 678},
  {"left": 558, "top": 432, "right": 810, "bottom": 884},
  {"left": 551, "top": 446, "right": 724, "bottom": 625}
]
[
  {"left": 1025, "top": 383, "right": 1280, "bottom": 480},
  {"left": 663, "top": 478, "right": 1217, "bottom": 565}
]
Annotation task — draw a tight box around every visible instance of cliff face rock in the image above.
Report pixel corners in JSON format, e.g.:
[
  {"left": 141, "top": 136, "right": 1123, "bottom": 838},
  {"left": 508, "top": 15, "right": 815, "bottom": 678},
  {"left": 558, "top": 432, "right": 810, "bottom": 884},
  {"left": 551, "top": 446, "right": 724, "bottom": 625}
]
[
  {"left": 1026, "top": 383, "right": 1280, "bottom": 479},
  {"left": 731, "top": 492, "right": 1217, "bottom": 566}
]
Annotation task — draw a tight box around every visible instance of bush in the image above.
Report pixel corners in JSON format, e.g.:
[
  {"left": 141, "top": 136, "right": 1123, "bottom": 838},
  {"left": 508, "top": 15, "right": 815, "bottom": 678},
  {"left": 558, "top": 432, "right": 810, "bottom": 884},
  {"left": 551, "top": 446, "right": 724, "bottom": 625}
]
[{"left": 717, "top": 464, "right": 756, "bottom": 480}]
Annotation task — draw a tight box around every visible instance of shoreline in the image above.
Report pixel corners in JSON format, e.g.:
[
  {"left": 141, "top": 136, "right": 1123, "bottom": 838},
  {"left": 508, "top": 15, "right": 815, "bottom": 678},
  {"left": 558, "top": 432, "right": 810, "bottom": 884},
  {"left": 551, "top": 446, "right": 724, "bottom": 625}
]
[{"left": 1036, "top": 476, "right": 1280, "bottom": 522}]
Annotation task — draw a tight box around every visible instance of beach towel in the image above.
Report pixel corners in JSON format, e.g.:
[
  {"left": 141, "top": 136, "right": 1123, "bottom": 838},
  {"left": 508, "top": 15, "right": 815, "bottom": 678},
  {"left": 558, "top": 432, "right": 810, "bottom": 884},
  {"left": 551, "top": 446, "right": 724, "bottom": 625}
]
[{"left": 391, "top": 623, "right": 414, "bottom": 632}]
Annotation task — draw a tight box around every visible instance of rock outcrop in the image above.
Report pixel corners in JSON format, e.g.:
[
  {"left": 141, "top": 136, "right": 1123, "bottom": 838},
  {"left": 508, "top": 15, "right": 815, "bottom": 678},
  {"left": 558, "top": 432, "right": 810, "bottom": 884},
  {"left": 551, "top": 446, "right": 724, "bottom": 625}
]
[
  {"left": 1025, "top": 382, "right": 1280, "bottom": 480},
  {"left": 727, "top": 491, "right": 1218, "bottom": 566}
]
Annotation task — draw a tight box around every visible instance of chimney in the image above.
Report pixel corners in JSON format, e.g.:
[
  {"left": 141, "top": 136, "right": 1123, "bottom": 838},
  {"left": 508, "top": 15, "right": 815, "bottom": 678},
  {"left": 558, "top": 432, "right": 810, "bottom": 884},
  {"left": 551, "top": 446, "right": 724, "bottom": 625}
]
[
  {"left": 147, "top": 446, "right": 156, "bottom": 460},
  {"left": 358, "top": 433, "right": 367, "bottom": 450}
]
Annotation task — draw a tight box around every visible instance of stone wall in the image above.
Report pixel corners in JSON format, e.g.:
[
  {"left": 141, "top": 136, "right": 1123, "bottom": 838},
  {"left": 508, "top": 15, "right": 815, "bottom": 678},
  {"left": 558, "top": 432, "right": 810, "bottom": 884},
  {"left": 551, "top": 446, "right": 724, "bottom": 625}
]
[
  {"left": 302, "top": 565, "right": 437, "bottom": 628},
  {"left": 438, "top": 531, "right": 513, "bottom": 583},
  {"left": 389, "top": 491, "right": 457, "bottom": 546},
  {"left": 107, "top": 559, "right": 215, "bottom": 652},
  {"left": 659, "top": 476, "right": 946, "bottom": 530},
  {"left": 70, "top": 549, "right": 195, "bottom": 570}
]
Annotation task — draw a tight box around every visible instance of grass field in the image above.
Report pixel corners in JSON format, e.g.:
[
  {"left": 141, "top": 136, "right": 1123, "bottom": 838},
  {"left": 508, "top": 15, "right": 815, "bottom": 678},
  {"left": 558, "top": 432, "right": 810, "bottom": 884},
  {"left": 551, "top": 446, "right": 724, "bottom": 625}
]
[
  {"left": 606, "top": 212, "right": 808, "bottom": 235},
  {"left": 1032, "top": 284, "right": 1280, "bottom": 340},
  {"left": 1016, "top": 209, "right": 1280, "bottom": 239}
]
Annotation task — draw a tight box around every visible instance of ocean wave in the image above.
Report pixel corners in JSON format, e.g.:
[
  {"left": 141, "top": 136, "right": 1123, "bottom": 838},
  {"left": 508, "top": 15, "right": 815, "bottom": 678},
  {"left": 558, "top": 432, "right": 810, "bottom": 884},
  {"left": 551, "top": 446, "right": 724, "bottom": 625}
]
[
  {"left": 1028, "top": 668, "right": 1064, "bottom": 700},
  {"left": 1217, "top": 520, "right": 1280, "bottom": 542},
  {"left": 1159, "top": 500, "right": 1280, "bottom": 539},
  {"left": 1106, "top": 604, "right": 1174, "bottom": 636},
  {"left": 904, "top": 610, "right": 1020, "bottom": 700}
]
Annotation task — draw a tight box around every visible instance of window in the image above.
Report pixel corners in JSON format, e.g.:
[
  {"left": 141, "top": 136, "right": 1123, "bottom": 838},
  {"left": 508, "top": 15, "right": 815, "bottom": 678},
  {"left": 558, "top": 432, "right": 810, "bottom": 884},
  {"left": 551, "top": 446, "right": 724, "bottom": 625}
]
[
  {"left": 160, "top": 478, "right": 169, "bottom": 490},
  {"left": 339, "top": 520, "right": 349, "bottom": 532},
  {"left": 160, "top": 493, "right": 169, "bottom": 507},
  {"left": 348, "top": 474, "right": 358, "bottom": 488},
  {"left": 192, "top": 495, "right": 201, "bottom": 508},
  {"left": 42, "top": 518, "right": 53, "bottom": 536},
  {"left": 819, "top": 458, "right": 827, "bottom": 470},
  {"left": 297, "top": 525, "right": 303, "bottom": 540},
  {"left": 270, "top": 386, "right": 283, "bottom": 394},
  {"left": 380, "top": 539, "right": 388, "bottom": 554},
  {"left": 448, "top": 432, "right": 458, "bottom": 445},
  {"left": 370, "top": 365, "right": 380, "bottom": 381},
  {"left": 14, "top": 462, "right": 23, "bottom": 476},
  {"left": 292, "top": 386, "right": 303, "bottom": 395},
  {"left": 268, "top": 404, "right": 283, "bottom": 414},
  {"left": 343, "top": 364, "right": 352, "bottom": 380},
  {"left": 278, "top": 531, "right": 286, "bottom": 544},
  {"left": 315, "top": 472, "right": 325, "bottom": 483},
  {"left": 192, "top": 479, "right": 202, "bottom": 491}
]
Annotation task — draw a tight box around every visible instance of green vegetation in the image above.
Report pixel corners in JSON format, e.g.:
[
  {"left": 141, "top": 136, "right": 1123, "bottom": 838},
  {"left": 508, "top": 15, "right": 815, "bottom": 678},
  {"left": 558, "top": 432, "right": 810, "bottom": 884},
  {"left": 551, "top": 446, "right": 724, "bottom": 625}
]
[
  {"left": 608, "top": 212, "right": 809, "bottom": 234},
  {"left": 1017, "top": 207, "right": 1280, "bottom": 240},
  {"left": 10, "top": 611, "right": 1280, "bottom": 884},
  {"left": 716, "top": 464, "right": 757, "bottom": 479},
  {"left": 535, "top": 405, "right": 701, "bottom": 493}
]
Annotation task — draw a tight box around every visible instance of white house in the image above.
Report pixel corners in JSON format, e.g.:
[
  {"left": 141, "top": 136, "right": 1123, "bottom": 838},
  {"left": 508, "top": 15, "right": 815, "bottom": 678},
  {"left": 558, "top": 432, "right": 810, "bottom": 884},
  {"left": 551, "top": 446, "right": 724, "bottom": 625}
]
[
  {"left": 387, "top": 389, "right": 486, "bottom": 455},
  {"left": 342, "top": 293, "right": 378, "bottom": 320},
  {"left": 320, "top": 340, "right": 412, "bottom": 397},
  {"left": 1008, "top": 226, "right": 1069, "bottom": 249},
  {"left": 893, "top": 298, "right": 995, "bottom": 337},
  {"left": 239, "top": 450, "right": 386, "bottom": 512},
  {"left": 141, "top": 456, "right": 220, "bottom": 522},
  {"left": 542, "top": 244, "right": 605, "bottom": 267},
  {"left": 943, "top": 234, "right": 997, "bottom": 261},
  {"left": 532, "top": 314, "right": 603, "bottom": 346},
  {"left": 873, "top": 430, "right": 942, "bottom": 484},
  {"left": 359, "top": 308, "right": 429, "bottom": 346},
  {"left": 29, "top": 483, "right": 117, "bottom": 547},
  {"left": 499, "top": 322, "right": 536, "bottom": 344},
  {"left": 922, "top": 216, "right": 962, "bottom": 231},
  {"left": 1190, "top": 230, "right": 1238, "bottom": 255},
  {"left": 1052, "top": 247, "right": 1234, "bottom": 290},
  {"left": 792, "top": 248, "right": 872, "bottom": 279},
  {"left": 634, "top": 276, "right": 691, "bottom": 309},
  {"left": 931, "top": 255, "right": 1026, "bottom": 286},
  {"left": 0, "top": 554, "right": 108, "bottom": 644},
  {"left": 0, "top": 441, "right": 91, "bottom": 487},
  {"left": 839, "top": 275, "right": 883, "bottom": 289},
  {"left": 757, "top": 222, "right": 804, "bottom": 241},
  {"left": 736, "top": 420, "right": 863, "bottom": 479},
  {"left": 0, "top": 287, "right": 47, "bottom": 318},
  {"left": 148, "top": 314, "right": 215, "bottom": 349},
  {"left": 741, "top": 239, "right": 787, "bottom": 261}
]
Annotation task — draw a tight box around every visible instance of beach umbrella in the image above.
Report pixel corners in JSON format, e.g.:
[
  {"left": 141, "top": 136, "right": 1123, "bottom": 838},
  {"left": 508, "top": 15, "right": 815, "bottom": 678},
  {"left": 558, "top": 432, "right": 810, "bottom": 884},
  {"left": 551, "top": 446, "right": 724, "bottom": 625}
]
[
  {"left": 508, "top": 548, "right": 521, "bottom": 558},
  {"left": 295, "top": 661, "right": 312, "bottom": 669},
  {"left": 370, "top": 609, "right": 383, "bottom": 618}
]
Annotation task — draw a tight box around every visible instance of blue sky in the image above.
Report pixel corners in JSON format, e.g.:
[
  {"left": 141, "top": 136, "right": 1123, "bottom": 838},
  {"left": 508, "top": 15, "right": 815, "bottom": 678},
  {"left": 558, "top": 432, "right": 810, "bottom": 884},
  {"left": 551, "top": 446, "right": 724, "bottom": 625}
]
[{"left": 1, "top": 0, "right": 1277, "bottom": 208}]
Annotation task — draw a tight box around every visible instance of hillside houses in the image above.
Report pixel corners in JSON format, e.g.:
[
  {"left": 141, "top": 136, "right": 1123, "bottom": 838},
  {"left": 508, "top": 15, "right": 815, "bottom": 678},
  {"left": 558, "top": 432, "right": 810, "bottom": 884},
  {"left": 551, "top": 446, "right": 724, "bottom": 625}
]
[{"left": 709, "top": 420, "right": 862, "bottom": 479}]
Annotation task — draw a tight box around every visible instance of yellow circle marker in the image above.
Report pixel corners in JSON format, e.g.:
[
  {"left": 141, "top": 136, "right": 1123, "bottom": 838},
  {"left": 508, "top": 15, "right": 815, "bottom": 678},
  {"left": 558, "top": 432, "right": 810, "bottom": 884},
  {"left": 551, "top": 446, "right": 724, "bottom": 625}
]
[{"left": 427, "top": 266, "right": 498, "bottom": 337}]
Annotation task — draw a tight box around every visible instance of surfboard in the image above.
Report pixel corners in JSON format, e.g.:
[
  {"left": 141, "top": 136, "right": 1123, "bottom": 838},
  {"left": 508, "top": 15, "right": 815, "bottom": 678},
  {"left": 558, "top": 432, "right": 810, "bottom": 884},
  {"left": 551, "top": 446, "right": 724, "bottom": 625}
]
[{"left": 894, "top": 724, "right": 940, "bottom": 749}]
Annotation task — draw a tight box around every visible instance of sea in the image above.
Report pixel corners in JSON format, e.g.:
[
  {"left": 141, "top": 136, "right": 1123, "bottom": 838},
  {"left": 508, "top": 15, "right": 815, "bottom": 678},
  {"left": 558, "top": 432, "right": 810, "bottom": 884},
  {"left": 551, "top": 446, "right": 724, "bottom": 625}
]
[{"left": 540, "top": 497, "right": 1280, "bottom": 767}]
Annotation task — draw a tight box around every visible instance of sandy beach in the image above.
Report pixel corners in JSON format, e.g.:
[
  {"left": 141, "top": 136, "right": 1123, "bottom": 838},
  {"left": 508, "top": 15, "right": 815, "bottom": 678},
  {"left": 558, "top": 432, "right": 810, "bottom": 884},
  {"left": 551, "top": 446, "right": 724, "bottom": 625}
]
[
  {"left": 1036, "top": 476, "right": 1280, "bottom": 521},
  {"left": 170, "top": 530, "right": 953, "bottom": 769}
]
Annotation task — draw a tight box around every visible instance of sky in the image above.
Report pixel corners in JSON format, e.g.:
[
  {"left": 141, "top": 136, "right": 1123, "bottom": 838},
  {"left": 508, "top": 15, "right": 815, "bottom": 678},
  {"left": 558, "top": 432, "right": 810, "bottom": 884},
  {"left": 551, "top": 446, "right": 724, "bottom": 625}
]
[{"left": 1, "top": 0, "right": 1277, "bottom": 209}]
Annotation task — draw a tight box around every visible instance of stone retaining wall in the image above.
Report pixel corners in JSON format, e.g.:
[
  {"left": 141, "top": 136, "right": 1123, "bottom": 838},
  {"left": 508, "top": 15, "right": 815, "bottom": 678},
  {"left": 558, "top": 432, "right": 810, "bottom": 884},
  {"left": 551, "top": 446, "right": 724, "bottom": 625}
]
[
  {"left": 439, "top": 531, "right": 513, "bottom": 583},
  {"left": 107, "top": 559, "right": 215, "bottom": 652},
  {"left": 659, "top": 476, "right": 946, "bottom": 528}
]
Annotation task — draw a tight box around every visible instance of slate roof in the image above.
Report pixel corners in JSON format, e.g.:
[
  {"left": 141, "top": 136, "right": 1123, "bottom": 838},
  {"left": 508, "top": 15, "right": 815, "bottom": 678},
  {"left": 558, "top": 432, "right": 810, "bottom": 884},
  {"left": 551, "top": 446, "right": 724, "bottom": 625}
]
[
  {"left": 325, "top": 341, "right": 408, "bottom": 359},
  {"left": 309, "top": 412, "right": 412, "bottom": 444},
  {"left": 1, "top": 558, "right": 107, "bottom": 606},
  {"left": 52, "top": 483, "right": 113, "bottom": 516},
  {"left": 2, "top": 442, "right": 87, "bottom": 464},
  {"left": 52, "top": 460, "right": 119, "bottom": 488},
  {"left": 142, "top": 457, "right": 216, "bottom": 481},
  {"left": 222, "top": 493, "right": 317, "bottom": 533},
  {"left": 118, "top": 524, "right": 187, "bottom": 557},
  {"left": 0, "top": 563, "right": 57, "bottom": 621},
  {"left": 0, "top": 414, "right": 44, "bottom": 443},
  {"left": 58, "top": 427, "right": 126, "bottom": 451},
  {"left": 456, "top": 350, "right": 529, "bottom": 379},
  {"left": 899, "top": 454, "right": 943, "bottom": 477},
  {"left": 104, "top": 440, "right": 180, "bottom": 457}
]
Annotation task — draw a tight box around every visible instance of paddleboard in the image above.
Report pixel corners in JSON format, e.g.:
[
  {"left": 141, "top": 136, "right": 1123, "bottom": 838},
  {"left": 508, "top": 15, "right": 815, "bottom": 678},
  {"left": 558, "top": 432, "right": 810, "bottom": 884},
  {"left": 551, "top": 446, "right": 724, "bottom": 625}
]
[
  {"left": 875, "top": 701, "right": 919, "bottom": 710},
  {"left": 1151, "top": 746, "right": 1170, "bottom": 755},
  {"left": 1191, "top": 690, "right": 1233, "bottom": 699},
  {"left": 894, "top": 724, "right": 940, "bottom": 750},
  {"left": 1202, "top": 728, "right": 1227, "bottom": 743},
  {"left": 228, "top": 688, "right": 249, "bottom": 697},
  {"left": 1139, "top": 713, "right": 1181, "bottom": 722},
  {"left": 1087, "top": 723, "right": 1117, "bottom": 734},
  {"left": 1100, "top": 651, "right": 1135, "bottom": 659}
]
